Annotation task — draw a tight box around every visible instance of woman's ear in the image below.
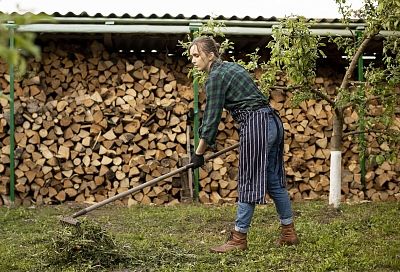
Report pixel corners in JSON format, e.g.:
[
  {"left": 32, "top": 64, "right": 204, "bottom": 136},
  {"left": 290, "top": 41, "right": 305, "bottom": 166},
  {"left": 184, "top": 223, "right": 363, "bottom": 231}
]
[{"left": 208, "top": 52, "right": 215, "bottom": 61}]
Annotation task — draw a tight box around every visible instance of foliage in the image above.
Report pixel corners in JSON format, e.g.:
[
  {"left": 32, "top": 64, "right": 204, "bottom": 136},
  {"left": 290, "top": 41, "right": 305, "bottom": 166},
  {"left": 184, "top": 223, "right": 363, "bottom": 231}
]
[
  {"left": 0, "top": 202, "right": 399, "bottom": 271},
  {"left": 226, "top": 17, "right": 326, "bottom": 103},
  {"left": 268, "top": 17, "right": 324, "bottom": 90},
  {"left": 254, "top": 1, "right": 399, "bottom": 164},
  {"left": 0, "top": 12, "right": 51, "bottom": 97},
  {"left": 339, "top": 0, "right": 400, "bottom": 163},
  {"left": 266, "top": 17, "right": 326, "bottom": 105}
]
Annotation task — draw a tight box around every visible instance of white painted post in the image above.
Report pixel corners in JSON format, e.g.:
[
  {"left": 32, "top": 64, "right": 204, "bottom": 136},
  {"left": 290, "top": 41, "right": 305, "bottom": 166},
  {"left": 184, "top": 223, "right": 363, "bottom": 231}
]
[{"left": 329, "top": 150, "right": 342, "bottom": 208}]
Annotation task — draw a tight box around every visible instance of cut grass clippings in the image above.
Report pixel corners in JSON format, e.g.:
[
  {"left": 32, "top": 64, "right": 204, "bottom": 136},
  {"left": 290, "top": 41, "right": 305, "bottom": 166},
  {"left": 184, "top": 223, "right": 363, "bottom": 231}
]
[
  {"left": 45, "top": 219, "right": 132, "bottom": 271},
  {"left": 0, "top": 200, "right": 399, "bottom": 272}
]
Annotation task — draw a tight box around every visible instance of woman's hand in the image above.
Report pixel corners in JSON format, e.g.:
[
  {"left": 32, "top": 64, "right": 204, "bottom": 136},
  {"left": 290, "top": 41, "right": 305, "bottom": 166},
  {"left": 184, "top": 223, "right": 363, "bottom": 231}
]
[{"left": 190, "top": 153, "right": 204, "bottom": 169}]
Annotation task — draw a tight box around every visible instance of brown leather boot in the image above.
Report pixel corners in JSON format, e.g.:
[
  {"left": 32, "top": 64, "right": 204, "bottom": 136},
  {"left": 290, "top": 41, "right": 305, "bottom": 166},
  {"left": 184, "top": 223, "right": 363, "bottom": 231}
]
[
  {"left": 276, "top": 222, "right": 299, "bottom": 246},
  {"left": 210, "top": 230, "right": 247, "bottom": 253}
]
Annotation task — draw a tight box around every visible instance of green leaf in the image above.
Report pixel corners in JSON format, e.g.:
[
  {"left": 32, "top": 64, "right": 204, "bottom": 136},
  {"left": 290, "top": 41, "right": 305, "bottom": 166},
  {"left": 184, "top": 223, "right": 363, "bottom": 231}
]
[{"left": 375, "top": 155, "right": 385, "bottom": 165}]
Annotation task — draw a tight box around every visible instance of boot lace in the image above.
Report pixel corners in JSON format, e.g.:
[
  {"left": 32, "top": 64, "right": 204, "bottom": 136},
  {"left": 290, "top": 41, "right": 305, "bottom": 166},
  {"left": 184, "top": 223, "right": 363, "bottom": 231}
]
[{"left": 226, "top": 231, "right": 234, "bottom": 242}]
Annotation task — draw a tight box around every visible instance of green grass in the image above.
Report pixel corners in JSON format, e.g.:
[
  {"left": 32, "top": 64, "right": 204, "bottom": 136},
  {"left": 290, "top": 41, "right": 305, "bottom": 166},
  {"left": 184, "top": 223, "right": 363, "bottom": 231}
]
[{"left": 1, "top": 201, "right": 399, "bottom": 272}]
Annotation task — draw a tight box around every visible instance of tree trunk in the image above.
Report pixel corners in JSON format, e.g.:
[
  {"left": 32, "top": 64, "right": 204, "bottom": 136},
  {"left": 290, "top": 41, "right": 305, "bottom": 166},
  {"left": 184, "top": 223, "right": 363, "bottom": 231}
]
[
  {"left": 328, "top": 37, "right": 372, "bottom": 208},
  {"left": 329, "top": 110, "right": 343, "bottom": 208}
]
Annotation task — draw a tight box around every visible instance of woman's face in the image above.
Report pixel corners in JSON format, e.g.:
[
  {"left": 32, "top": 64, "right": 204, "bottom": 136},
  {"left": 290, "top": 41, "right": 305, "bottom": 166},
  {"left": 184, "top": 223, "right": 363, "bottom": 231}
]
[{"left": 189, "top": 44, "right": 214, "bottom": 72}]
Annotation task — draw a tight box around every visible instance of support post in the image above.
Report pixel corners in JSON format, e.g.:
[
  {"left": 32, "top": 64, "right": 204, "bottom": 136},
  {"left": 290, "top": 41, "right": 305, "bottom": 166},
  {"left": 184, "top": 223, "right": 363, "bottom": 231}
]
[
  {"left": 7, "top": 23, "right": 16, "bottom": 205},
  {"left": 189, "top": 22, "right": 202, "bottom": 200},
  {"left": 356, "top": 27, "right": 366, "bottom": 191}
]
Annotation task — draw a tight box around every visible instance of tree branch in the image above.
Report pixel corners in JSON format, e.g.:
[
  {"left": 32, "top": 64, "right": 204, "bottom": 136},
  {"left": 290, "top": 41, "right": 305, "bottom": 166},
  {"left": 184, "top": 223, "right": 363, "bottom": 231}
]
[
  {"left": 340, "top": 37, "right": 372, "bottom": 91},
  {"left": 343, "top": 128, "right": 398, "bottom": 137},
  {"left": 335, "top": 35, "right": 375, "bottom": 116},
  {"left": 342, "top": 91, "right": 400, "bottom": 110},
  {"left": 309, "top": 88, "right": 336, "bottom": 107},
  {"left": 270, "top": 85, "right": 336, "bottom": 108},
  {"left": 270, "top": 85, "right": 298, "bottom": 91}
]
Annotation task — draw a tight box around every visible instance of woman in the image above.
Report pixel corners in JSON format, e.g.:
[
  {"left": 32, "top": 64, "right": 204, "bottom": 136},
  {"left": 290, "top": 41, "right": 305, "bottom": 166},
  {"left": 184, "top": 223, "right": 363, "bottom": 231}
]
[{"left": 189, "top": 36, "right": 299, "bottom": 253}]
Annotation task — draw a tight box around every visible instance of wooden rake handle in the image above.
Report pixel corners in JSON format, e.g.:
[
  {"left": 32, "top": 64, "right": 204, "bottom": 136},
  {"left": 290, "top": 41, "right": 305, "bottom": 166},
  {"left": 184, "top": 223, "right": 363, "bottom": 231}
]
[{"left": 70, "top": 143, "right": 239, "bottom": 218}]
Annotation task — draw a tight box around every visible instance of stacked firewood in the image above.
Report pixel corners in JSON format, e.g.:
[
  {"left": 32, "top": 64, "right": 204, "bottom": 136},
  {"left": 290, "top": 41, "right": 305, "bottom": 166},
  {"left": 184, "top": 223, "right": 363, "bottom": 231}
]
[
  {"left": 0, "top": 41, "right": 202, "bottom": 206},
  {"left": 0, "top": 40, "right": 399, "bottom": 206}
]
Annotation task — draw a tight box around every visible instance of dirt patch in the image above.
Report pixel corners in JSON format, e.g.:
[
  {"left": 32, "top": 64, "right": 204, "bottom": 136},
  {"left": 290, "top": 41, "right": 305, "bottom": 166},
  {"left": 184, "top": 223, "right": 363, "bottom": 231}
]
[{"left": 313, "top": 206, "right": 343, "bottom": 224}]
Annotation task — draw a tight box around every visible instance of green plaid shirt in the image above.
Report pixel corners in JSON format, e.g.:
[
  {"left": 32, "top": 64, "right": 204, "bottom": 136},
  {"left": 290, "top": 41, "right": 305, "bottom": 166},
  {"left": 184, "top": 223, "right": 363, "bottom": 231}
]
[{"left": 199, "top": 60, "right": 269, "bottom": 147}]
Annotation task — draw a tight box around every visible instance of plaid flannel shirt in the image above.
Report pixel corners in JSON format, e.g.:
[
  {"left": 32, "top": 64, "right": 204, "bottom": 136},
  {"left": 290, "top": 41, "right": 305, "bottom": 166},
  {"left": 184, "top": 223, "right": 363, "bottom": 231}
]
[{"left": 199, "top": 60, "right": 269, "bottom": 147}]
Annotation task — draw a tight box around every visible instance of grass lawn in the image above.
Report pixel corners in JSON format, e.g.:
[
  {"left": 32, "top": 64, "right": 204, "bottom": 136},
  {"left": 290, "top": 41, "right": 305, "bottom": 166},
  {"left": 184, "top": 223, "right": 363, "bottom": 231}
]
[{"left": 0, "top": 200, "right": 399, "bottom": 272}]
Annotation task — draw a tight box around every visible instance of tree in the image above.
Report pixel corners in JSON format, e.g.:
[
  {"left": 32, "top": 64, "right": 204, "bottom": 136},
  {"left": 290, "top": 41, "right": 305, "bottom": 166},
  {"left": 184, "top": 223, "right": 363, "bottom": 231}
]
[{"left": 259, "top": 0, "right": 400, "bottom": 207}]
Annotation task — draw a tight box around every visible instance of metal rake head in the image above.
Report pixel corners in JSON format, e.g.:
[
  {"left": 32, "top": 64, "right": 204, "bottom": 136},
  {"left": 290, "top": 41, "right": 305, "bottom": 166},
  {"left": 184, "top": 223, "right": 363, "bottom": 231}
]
[{"left": 59, "top": 216, "right": 81, "bottom": 226}]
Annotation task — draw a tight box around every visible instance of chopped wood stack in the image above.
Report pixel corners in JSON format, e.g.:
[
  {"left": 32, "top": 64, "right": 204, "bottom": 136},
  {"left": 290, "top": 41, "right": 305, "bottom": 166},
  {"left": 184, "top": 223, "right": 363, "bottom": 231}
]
[
  {"left": 0, "top": 40, "right": 399, "bottom": 206},
  {"left": 0, "top": 41, "right": 198, "bottom": 206}
]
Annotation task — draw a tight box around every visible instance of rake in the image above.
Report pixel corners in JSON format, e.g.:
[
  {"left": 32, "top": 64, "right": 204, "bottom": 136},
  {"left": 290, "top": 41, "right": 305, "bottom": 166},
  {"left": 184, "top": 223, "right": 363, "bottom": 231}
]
[{"left": 60, "top": 143, "right": 239, "bottom": 226}]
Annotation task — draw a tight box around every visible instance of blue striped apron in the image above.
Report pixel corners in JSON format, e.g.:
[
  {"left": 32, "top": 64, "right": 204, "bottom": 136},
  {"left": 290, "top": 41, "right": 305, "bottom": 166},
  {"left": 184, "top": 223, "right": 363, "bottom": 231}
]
[{"left": 230, "top": 106, "right": 287, "bottom": 204}]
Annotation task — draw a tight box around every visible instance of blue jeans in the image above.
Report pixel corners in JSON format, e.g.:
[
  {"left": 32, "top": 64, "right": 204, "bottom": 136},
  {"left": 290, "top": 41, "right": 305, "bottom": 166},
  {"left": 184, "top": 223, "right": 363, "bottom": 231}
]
[
  {"left": 234, "top": 111, "right": 293, "bottom": 233},
  {"left": 235, "top": 198, "right": 293, "bottom": 233}
]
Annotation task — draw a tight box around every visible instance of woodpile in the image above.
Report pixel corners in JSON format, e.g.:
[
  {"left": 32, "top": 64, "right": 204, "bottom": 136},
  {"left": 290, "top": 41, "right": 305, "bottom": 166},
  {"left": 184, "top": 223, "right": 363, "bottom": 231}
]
[
  {"left": 0, "top": 40, "right": 399, "bottom": 206},
  {"left": 0, "top": 41, "right": 199, "bottom": 206}
]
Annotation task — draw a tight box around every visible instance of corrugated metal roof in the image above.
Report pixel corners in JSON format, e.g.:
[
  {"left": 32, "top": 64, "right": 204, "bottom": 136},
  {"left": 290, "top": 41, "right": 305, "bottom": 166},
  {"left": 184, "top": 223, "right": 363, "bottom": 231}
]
[
  {"left": 2, "top": 0, "right": 365, "bottom": 20},
  {"left": 7, "top": 11, "right": 364, "bottom": 25},
  {"left": 10, "top": 11, "right": 366, "bottom": 54},
  {"left": 2, "top": 0, "right": 374, "bottom": 57},
  {"left": 2, "top": 0, "right": 383, "bottom": 74}
]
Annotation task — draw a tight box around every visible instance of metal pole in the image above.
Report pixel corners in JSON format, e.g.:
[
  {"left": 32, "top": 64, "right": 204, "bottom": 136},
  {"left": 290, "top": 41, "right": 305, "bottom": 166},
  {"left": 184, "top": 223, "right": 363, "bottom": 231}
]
[
  {"left": 192, "top": 74, "right": 200, "bottom": 200},
  {"left": 189, "top": 22, "right": 202, "bottom": 200},
  {"left": 356, "top": 27, "right": 366, "bottom": 191},
  {"left": 8, "top": 24, "right": 16, "bottom": 205}
]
